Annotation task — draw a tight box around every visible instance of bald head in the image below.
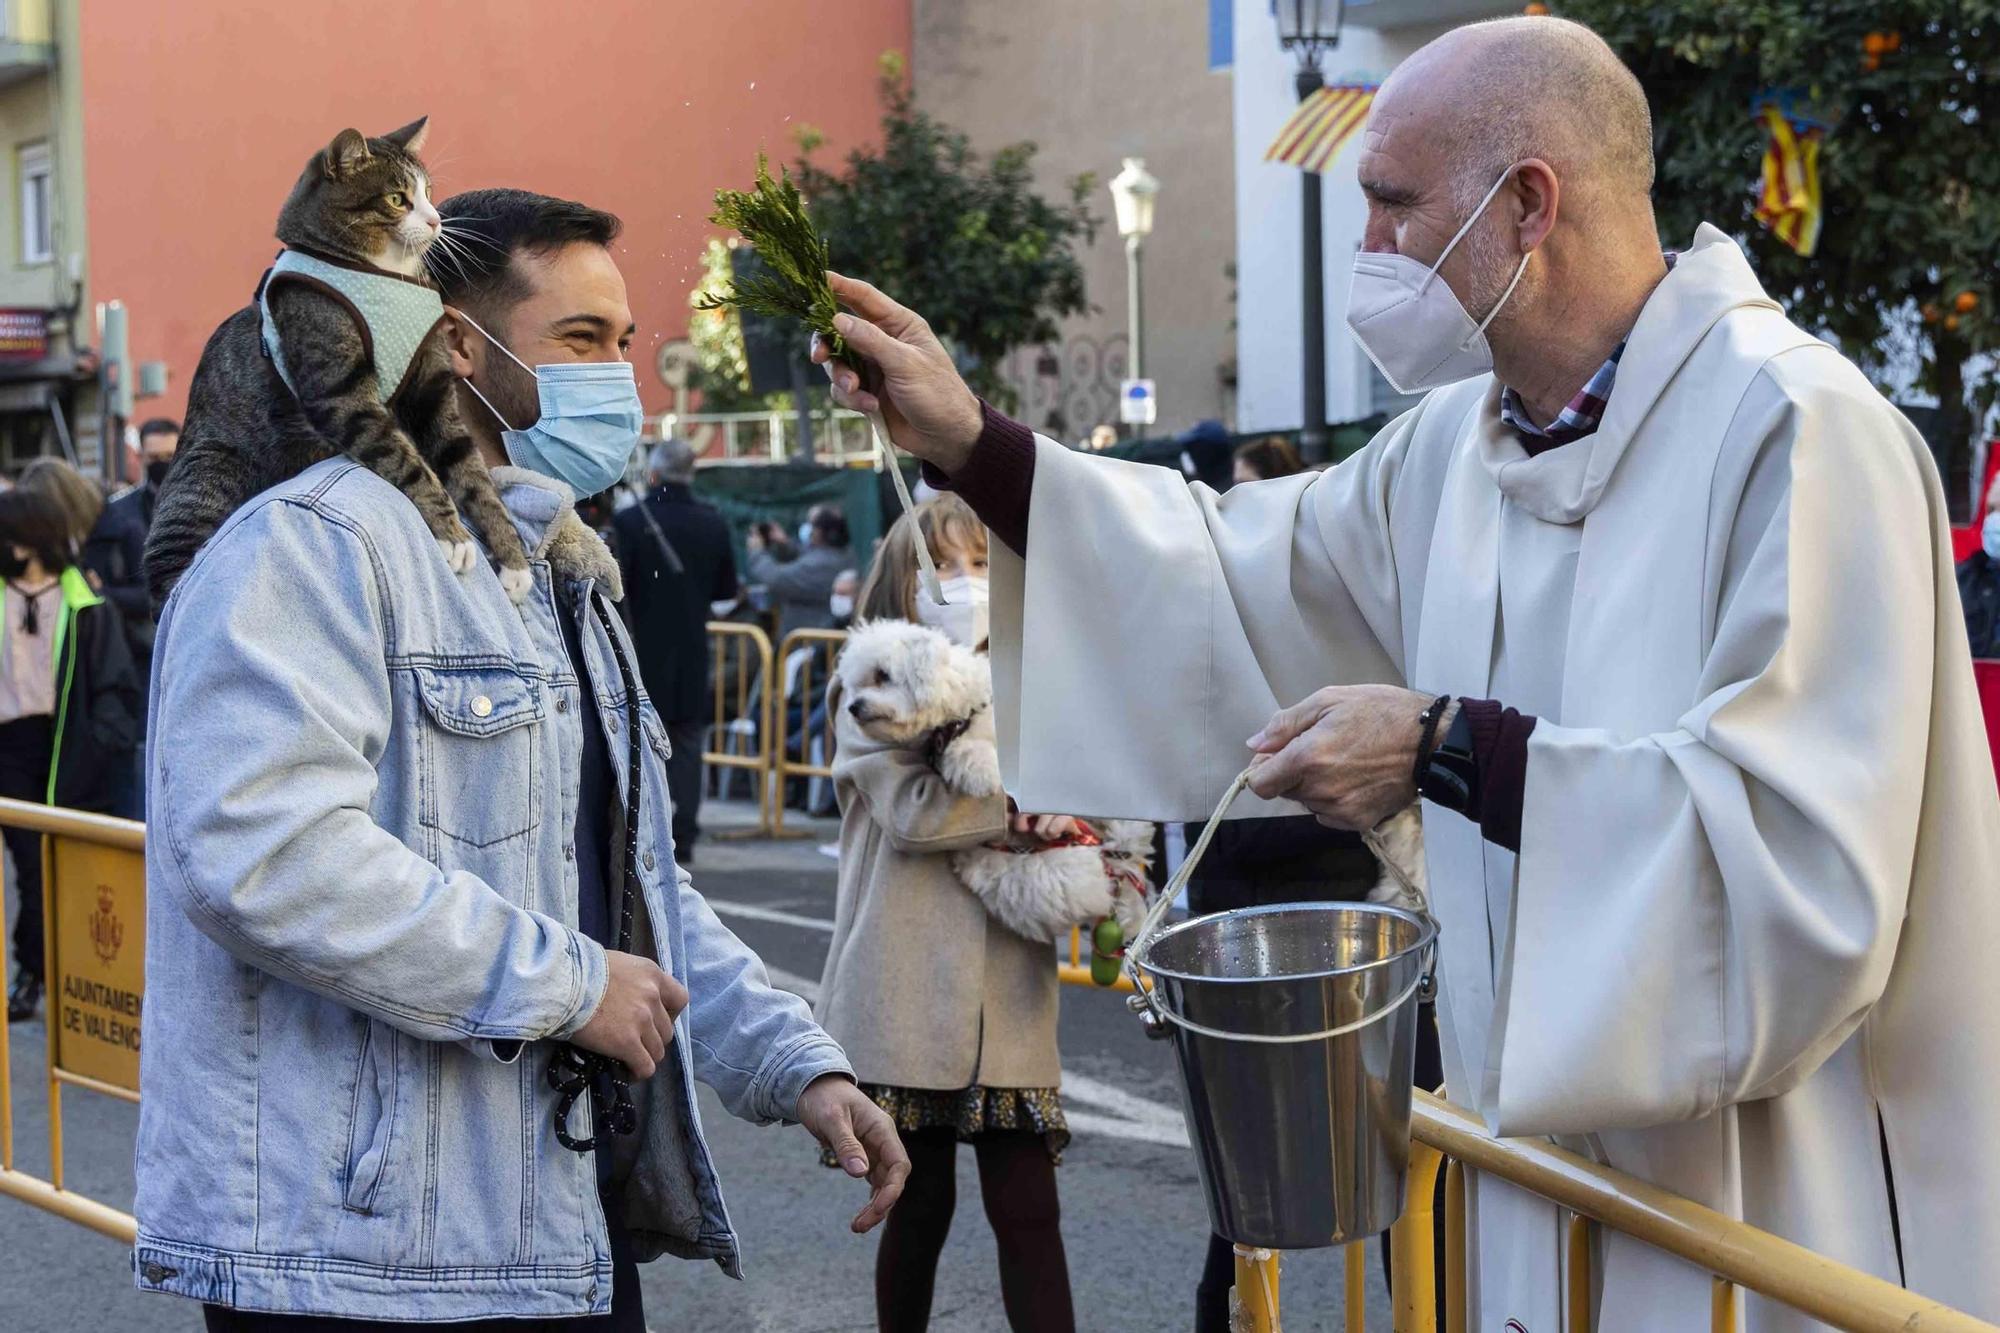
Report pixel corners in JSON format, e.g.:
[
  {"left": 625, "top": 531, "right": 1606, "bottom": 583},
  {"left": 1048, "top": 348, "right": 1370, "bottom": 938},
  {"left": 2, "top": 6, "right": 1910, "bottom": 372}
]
[{"left": 1382, "top": 17, "right": 1653, "bottom": 213}]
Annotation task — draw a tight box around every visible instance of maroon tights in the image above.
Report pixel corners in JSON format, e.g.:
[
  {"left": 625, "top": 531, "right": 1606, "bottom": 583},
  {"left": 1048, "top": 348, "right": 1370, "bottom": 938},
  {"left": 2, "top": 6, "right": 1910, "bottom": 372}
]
[{"left": 874, "top": 1127, "right": 1074, "bottom": 1332}]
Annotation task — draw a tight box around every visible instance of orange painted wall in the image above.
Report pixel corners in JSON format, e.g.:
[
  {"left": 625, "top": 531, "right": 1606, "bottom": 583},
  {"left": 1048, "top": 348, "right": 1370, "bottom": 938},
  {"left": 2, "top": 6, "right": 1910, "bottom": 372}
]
[{"left": 76, "top": 0, "right": 910, "bottom": 421}]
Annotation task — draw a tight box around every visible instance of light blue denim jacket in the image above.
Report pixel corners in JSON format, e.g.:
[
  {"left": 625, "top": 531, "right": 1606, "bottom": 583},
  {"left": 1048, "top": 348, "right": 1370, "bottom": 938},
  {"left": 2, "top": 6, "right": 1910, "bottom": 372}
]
[{"left": 133, "top": 460, "right": 850, "bottom": 1320}]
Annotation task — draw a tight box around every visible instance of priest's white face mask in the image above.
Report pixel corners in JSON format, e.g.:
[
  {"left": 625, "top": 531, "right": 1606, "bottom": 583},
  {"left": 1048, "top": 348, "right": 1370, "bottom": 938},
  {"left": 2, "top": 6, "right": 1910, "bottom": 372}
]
[{"left": 1345, "top": 166, "right": 1533, "bottom": 395}]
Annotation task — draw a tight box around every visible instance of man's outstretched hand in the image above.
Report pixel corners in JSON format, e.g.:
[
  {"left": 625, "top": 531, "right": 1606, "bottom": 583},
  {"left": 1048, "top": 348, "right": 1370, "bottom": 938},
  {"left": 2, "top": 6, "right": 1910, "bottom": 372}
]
[
  {"left": 796, "top": 1074, "right": 911, "bottom": 1234},
  {"left": 811, "top": 272, "right": 984, "bottom": 476}
]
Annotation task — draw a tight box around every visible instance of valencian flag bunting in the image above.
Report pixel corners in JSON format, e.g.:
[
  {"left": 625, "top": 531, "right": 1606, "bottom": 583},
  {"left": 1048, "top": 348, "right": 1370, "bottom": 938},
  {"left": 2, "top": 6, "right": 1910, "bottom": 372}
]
[
  {"left": 1752, "top": 93, "right": 1833, "bottom": 258},
  {"left": 1265, "top": 82, "right": 1379, "bottom": 174}
]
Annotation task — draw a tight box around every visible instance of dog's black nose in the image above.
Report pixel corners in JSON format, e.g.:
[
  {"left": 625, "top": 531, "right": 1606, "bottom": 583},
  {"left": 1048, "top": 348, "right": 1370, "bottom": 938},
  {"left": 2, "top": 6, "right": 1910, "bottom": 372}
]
[{"left": 848, "top": 700, "right": 866, "bottom": 718}]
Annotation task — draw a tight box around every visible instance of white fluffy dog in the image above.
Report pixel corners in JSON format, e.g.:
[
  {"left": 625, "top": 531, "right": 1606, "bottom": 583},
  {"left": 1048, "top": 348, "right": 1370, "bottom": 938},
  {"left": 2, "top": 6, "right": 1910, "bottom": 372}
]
[{"left": 835, "top": 619, "right": 1153, "bottom": 943}]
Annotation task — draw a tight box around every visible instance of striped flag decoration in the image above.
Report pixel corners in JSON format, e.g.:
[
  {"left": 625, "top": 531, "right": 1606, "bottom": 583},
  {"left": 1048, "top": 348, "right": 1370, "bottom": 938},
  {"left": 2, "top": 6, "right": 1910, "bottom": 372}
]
[
  {"left": 1753, "top": 104, "right": 1824, "bottom": 257},
  {"left": 1265, "top": 83, "right": 1379, "bottom": 174}
]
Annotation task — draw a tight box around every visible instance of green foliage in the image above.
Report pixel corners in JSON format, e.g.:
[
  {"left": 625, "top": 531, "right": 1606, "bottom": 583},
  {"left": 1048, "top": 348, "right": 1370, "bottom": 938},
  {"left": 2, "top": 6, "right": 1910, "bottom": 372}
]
[
  {"left": 792, "top": 55, "right": 1099, "bottom": 405},
  {"left": 686, "top": 237, "right": 781, "bottom": 412},
  {"left": 692, "top": 55, "right": 1097, "bottom": 410},
  {"left": 1559, "top": 0, "right": 2000, "bottom": 475},
  {"left": 698, "top": 154, "right": 844, "bottom": 354}
]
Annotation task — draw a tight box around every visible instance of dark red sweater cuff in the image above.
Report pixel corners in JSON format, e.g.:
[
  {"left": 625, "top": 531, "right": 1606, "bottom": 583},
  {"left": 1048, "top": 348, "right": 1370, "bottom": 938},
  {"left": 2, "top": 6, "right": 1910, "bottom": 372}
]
[
  {"left": 1455, "top": 697, "right": 1538, "bottom": 853},
  {"left": 920, "top": 400, "right": 1036, "bottom": 557}
]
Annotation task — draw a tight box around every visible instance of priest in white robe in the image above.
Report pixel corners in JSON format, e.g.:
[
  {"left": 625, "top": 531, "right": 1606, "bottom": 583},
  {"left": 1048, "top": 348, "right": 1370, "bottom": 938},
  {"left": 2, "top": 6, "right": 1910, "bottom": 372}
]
[{"left": 813, "top": 16, "right": 2000, "bottom": 1330}]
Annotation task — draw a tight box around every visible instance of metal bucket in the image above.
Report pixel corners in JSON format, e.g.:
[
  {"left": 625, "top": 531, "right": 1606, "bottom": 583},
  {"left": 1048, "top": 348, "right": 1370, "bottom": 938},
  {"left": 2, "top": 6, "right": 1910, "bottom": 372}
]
[{"left": 1134, "top": 902, "right": 1436, "bottom": 1250}]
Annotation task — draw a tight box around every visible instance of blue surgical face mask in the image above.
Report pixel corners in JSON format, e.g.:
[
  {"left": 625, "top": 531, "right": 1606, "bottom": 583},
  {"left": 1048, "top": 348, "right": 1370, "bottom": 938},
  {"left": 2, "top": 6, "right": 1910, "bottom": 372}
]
[
  {"left": 458, "top": 312, "right": 644, "bottom": 499},
  {"left": 1984, "top": 508, "right": 2000, "bottom": 561}
]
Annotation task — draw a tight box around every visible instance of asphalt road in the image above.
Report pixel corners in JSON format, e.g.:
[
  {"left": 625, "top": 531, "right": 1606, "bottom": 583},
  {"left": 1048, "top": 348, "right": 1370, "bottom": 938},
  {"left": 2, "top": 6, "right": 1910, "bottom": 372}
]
[{"left": 0, "top": 801, "right": 1391, "bottom": 1331}]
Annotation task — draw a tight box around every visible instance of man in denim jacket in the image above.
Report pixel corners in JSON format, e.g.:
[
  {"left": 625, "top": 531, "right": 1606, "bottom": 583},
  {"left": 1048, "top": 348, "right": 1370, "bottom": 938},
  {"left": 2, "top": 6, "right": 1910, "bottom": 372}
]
[{"left": 135, "top": 189, "right": 906, "bottom": 1329}]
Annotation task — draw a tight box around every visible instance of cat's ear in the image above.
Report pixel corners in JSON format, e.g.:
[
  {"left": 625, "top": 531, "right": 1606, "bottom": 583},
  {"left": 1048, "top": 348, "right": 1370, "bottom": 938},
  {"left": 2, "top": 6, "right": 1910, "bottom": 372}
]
[
  {"left": 320, "top": 128, "right": 371, "bottom": 180},
  {"left": 383, "top": 116, "right": 430, "bottom": 155}
]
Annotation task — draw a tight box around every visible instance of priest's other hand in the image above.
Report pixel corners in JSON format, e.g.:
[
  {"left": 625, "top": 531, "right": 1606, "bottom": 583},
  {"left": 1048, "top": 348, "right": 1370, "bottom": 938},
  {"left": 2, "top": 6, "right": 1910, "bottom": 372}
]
[
  {"left": 1245, "top": 685, "right": 1440, "bottom": 830},
  {"left": 796, "top": 1074, "right": 911, "bottom": 1234},
  {"left": 812, "top": 272, "right": 984, "bottom": 474}
]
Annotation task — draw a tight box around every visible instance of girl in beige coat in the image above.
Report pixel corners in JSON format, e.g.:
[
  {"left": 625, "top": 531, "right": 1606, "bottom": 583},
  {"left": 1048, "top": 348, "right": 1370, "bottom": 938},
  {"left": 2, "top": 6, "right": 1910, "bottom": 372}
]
[{"left": 816, "top": 496, "right": 1080, "bottom": 1333}]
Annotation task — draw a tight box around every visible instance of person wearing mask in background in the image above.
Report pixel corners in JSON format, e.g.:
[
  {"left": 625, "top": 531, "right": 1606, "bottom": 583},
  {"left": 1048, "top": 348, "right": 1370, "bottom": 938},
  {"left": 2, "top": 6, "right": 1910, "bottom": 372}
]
[
  {"left": 20, "top": 458, "right": 150, "bottom": 823},
  {"left": 829, "top": 567, "right": 859, "bottom": 631},
  {"left": 135, "top": 187, "right": 904, "bottom": 1329},
  {"left": 820, "top": 494, "right": 1078, "bottom": 1333},
  {"left": 746, "top": 502, "right": 852, "bottom": 642},
  {"left": 613, "top": 437, "right": 739, "bottom": 863},
  {"left": 1230, "top": 435, "right": 1308, "bottom": 486},
  {"left": 0, "top": 486, "right": 140, "bottom": 1022},
  {"left": 1959, "top": 472, "right": 2000, "bottom": 658}
]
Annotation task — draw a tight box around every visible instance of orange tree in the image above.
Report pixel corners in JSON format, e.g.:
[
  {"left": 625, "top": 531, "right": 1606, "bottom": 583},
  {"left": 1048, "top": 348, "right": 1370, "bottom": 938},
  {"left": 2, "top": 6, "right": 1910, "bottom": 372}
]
[{"left": 1559, "top": 0, "right": 1999, "bottom": 514}]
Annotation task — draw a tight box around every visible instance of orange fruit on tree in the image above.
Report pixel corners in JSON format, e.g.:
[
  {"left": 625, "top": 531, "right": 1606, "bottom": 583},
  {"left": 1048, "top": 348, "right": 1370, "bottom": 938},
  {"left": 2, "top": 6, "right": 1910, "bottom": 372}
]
[
  {"left": 1945, "top": 315, "right": 1962, "bottom": 333},
  {"left": 1862, "top": 54, "right": 1881, "bottom": 72},
  {"left": 1955, "top": 291, "right": 1979, "bottom": 314},
  {"left": 1523, "top": 1, "right": 1549, "bottom": 13},
  {"left": 1886, "top": 31, "right": 1902, "bottom": 51},
  {"left": 1923, "top": 303, "right": 1940, "bottom": 324},
  {"left": 1864, "top": 32, "right": 1887, "bottom": 55}
]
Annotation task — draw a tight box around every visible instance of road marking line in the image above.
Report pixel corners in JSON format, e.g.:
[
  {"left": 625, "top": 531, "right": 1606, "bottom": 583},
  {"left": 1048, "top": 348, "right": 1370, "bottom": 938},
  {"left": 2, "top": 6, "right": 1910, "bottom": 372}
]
[
  {"left": 1061, "top": 1071, "right": 1188, "bottom": 1135},
  {"left": 1066, "top": 1110, "right": 1190, "bottom": 1149},
  {"left": 708, "top": 899, "right": 836, "bottom": 934}
]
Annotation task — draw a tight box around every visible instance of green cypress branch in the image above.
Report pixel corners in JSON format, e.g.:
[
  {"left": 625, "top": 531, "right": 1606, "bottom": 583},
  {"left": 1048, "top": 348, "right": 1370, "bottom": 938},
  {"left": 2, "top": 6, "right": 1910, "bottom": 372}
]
[{"left": 697, "top": 154, "right": 844, "bottom": 358}]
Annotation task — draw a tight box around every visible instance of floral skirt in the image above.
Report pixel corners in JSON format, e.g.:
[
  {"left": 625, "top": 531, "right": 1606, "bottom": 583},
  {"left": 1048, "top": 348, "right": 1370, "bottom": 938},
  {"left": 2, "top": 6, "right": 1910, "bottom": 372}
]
[{"left": 819, "top": 1083, "right": 1070, "bottom": 1166}]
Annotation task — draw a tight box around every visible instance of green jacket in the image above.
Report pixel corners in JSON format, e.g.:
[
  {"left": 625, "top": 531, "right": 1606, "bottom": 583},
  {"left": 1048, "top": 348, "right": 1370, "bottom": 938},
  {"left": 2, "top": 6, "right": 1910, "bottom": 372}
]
[{"left": 0, "top": 566, "right": 142, "bottom": 809}]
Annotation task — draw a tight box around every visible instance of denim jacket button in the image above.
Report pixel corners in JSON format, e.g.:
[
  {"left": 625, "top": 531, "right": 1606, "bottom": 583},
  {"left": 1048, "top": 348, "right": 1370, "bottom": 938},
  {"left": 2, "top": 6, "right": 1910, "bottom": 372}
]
[
  {"left": 643, "top": 851, "right": 656, "bottom": 871},
  {"left": 556, "top": 695, "right": 570, "bottom": 714},
  {"left": 471, "top": 695, "right": 494, "bottom": 718},
  {"left": 587, "top": 1284, "right": 600, "bottom": 1303}
]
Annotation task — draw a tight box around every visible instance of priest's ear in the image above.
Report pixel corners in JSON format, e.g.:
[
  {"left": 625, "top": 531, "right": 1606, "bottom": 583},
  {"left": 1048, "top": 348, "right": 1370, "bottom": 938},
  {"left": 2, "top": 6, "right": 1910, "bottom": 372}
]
[{"left": 1507, "top": 159, "right": 1561, "bottom": 255}]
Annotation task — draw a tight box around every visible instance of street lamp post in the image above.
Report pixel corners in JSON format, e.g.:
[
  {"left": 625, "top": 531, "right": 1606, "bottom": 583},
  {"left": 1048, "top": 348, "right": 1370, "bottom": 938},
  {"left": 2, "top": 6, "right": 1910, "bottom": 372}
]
[
  {"left": 1276, "top": 0, "right": 1344, "bottom": 464},
  {"left": 1109, "top": 156, "right": 1159, "bottom": 392}
]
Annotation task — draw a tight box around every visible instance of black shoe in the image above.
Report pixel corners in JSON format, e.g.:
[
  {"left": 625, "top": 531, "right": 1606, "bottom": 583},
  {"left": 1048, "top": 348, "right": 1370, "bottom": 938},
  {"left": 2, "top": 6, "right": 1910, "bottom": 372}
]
[{"left": 7, "top": 972, "right": 41, "bottom": 1023}]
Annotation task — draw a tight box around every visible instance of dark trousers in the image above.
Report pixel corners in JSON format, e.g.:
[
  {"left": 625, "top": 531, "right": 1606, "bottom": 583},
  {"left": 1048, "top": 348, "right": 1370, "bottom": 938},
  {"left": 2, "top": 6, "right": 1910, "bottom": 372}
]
[
  {"left": 203, "top": 1223, "right": 644, "bottom": 1331},
  {"left": 0, "top": 715, "right": 53, "bottom": 983},
  {"left": 665, "top": 718, "right": 705, "bottom": 859}
]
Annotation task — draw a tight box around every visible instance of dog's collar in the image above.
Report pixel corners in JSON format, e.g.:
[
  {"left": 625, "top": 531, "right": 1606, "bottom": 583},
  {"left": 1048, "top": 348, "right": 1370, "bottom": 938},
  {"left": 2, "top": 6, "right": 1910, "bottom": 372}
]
[{"left": 925, "top": 702, "right": 989, "bottom": 772}]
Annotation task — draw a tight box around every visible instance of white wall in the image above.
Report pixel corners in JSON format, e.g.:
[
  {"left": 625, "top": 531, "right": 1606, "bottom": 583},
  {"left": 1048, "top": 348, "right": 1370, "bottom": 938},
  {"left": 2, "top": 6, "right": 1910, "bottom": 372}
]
[{"left": 1231, "top": 2, "right": 1492, "bottom": 431}]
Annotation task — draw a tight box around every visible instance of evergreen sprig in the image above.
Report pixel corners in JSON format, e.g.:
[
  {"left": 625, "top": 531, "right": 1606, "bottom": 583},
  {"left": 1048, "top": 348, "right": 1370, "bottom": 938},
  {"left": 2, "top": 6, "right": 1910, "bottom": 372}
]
[{"left": 697, "top": 154, "right": 844, "bottom": 358}]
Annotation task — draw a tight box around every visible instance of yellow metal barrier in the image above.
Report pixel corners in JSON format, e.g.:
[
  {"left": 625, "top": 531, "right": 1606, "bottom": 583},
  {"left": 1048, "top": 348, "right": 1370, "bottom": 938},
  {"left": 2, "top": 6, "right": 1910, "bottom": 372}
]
[
  {"left": 0, "top": 798, "right": 141, "bottom": 1244},
  {"left": 702, "top": 620, "right": 778, "bottom": 838},
  {"left": 771, "top": 628, "right": 849, "bottom": 840},
  {"left": 1226, "top": 1085, "right": 2000, "bottom": 1332}
]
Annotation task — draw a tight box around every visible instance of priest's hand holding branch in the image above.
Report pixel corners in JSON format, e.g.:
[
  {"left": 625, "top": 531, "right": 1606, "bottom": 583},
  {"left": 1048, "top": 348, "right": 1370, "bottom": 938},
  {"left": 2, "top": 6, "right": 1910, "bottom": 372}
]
[
  {"left": 1246, "top": 685, "right": 1449, "bottom": 831},
  {"left": 812, "top": 272, "right": 984, "bottom": 474}
]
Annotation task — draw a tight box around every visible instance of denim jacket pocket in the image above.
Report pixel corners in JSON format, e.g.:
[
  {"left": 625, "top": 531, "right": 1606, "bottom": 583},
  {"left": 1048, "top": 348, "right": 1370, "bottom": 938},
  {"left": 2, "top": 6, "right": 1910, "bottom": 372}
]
[
  {"left": 413, "top": 663, "right": 542, "bottom": 849},
  {"left": 343, "top": 1020, "right": 399, "bottom": 1213}
]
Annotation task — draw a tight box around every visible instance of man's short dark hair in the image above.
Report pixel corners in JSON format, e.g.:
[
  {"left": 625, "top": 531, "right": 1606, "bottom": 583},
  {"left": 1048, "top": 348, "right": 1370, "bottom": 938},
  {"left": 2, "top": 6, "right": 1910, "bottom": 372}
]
[
  {"left": 0, "top": 485, "right": 76, "bottom": 571},
  {"left": 138, "top": 417, "right": 181, "bottom": 442},
  {"left": 429, "top": 188, "right": 622, "bottom": 317},
  {"left": 811, "top": 505, "right": 849, "bottom": 549}
]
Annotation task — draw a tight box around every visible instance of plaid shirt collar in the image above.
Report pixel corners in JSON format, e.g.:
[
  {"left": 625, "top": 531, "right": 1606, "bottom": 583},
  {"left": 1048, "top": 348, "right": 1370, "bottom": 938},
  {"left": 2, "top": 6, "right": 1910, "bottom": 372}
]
[
  {"left": 1499, "top": 252, "right": 1675, "bottom": 450},
  {"left": 1499, "top": 344, "right": 1624, "bottom": 447}
]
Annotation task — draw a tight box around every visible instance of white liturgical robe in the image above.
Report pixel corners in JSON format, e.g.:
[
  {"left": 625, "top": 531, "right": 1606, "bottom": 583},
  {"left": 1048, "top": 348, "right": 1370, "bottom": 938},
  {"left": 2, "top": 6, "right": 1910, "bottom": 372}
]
[{"left": 987, "top": 226, "right": 2000, "bottom": 1330}]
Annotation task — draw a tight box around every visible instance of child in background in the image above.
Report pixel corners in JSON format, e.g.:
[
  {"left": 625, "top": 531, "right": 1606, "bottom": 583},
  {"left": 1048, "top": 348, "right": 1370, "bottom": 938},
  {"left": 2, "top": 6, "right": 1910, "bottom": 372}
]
[{"left": 816, "top": 495, "right": 1078, "bottom": 1333}]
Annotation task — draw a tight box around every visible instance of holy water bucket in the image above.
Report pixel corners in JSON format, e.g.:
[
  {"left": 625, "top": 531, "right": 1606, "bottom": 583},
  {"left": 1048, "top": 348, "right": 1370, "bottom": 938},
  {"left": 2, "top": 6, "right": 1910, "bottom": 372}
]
[{"left": 1133, "top": 902, "right": 1437, "bottom": 1250}]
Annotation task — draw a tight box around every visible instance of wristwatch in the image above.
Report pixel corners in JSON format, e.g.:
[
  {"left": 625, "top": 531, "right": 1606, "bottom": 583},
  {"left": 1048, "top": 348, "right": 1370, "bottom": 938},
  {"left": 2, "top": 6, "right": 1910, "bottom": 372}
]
[{"left": 1415, "top": 699, "right": 1479, "bottom": 815}]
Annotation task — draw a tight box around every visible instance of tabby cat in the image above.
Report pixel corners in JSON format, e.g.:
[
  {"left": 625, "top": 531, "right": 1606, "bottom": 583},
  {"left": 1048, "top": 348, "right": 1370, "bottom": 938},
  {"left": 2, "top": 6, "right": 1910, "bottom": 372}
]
[{"left": 144, "top": 117, "right": 532, "bottom": 605}]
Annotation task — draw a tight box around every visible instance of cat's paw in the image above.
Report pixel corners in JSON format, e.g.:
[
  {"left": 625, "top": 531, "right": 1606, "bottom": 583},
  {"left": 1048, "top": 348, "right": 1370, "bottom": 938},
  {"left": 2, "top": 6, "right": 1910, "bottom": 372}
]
[
  {"left": 438, "top": 538, "right": 478, "bottom": 575},
  {"left": 498, "top": 565, "right": 534, "bottom": 604}
]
